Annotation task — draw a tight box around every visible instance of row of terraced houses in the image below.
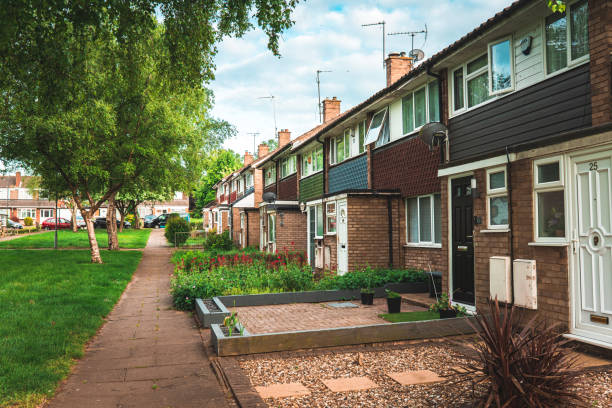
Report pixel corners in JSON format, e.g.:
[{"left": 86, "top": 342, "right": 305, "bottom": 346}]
[{"left": 204, "top": 0, "right": 612, "bottom": 348}]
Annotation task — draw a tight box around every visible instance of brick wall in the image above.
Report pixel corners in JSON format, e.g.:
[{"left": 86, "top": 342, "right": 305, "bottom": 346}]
[
  {"left": 588, "top": 0, "right": 612, "bottom": 126},
  {"left": 221, "top": 211, "right": 229, "bottom": 233},
  {"left": 231, "top": 207, "right": 240, "bottom": 243},
  {"left": 253, "top": 168, "right": 263, "bottom": 207},
  {"left": 372, "top": 137, "right": 440, "bottom": 198},
  {"left": 440, "top": 159, "right": 570, "bottom": 328},
  {"left": 245, "top": 209, "right": 260, "bottom": 248},
  {"left": 277, "top": 174, "right": 298, "bottom": 201},
  {"left": 322, "top": 235, "right": 337, "bottom": 271},
  {"left": 276, "top": 210, "right": 307, "bottom": 254}
]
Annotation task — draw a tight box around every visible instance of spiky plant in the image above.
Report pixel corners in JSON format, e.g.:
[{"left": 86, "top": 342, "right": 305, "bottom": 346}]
[{"left": 455, "top": 299, "right": 586, "bottom": 407}]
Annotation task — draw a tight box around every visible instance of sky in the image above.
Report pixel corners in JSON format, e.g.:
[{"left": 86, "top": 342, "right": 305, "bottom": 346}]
[{"left": 212, "top": 0, "right": 513, "bottom": 156}]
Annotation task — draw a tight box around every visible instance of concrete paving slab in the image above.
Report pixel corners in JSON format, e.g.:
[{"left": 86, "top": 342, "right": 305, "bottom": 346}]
[
  {"left": 387, "top": 370, "right": 443, "bottom": 385},
  {"left": 322, "top": 376, "right": 379, "bottom": 392},
  {"left": 255, "top": 382, "right": 310, "bottom": 399}
]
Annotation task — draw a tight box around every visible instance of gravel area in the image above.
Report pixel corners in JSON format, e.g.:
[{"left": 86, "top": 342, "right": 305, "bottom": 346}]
[{"left": 238, "top": 342, "right": 612, "bottom": 408}]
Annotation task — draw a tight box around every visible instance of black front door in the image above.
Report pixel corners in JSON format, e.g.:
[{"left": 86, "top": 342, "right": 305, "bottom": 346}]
[{"left": 451, "top": 176, "right": 475, "bottom": 305}]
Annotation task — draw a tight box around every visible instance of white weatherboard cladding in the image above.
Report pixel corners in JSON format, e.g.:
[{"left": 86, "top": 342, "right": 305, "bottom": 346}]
[
  {"left": 389, "top": 98, "right": 403, "bottom": 142},
  {"left": 233, "top": 193, "right": 254, "bottom": 208},
  {"left": 514, "top": 22, "right": 544, "bottom": 90}
]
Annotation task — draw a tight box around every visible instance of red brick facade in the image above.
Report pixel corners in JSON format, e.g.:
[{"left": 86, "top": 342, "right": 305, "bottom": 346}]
[{"left": 588, "top": 0, "right": 612, "bottom": 126}]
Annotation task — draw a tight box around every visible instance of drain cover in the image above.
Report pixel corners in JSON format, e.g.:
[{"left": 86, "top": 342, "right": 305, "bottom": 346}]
[{"left": 328, "top": 302, "right": 358, "bottom": 308}]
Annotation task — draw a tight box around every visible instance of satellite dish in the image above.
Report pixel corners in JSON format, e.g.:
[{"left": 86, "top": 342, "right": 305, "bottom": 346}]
[
  {"left": 409, "top": 48, "right": 425, "bottom": 62},
  {"left": 262, "top": 192, "right": 277, "bottom": 204},
  {"left": 419, "top": 122, "right": 448, "bottom": 150}
]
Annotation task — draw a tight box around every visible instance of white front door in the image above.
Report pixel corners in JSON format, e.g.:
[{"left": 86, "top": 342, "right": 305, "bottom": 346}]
[
  {"left": 572, "top": 152, "right": 612, "bottom": 342},
  {"left": 337, "top": 200, "right": 348, "bottom": 275}
]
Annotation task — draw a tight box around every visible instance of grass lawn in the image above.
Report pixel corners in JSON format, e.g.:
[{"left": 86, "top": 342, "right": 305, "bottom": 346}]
[
  {"left": 379, "top": 311, "right": 440, "bottom": 323},
  {"left": 0, "top": 250, "right": 142, "bottom": 407},
  {"left": 0, "top": 229, "right": 151, "bottom": 249}
]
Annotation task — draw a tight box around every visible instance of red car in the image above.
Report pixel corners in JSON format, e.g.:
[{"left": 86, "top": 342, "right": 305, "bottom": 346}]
[{"left": 42, "top": 217, "right": 72, "bottom": 230}]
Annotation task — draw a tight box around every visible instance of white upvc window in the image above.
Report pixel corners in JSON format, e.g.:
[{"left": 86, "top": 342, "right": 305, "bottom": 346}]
[
  {"left": 264, "top": 166, "right": 276, "bottom": 186},
  {"left": 41, "top": 209, "right": 54, "bottom": 219},
  {"left": 533, "top": 157, "right": 566, "bottom": 242},
  {"left": 245, "top": 172, "right": 253, "bottom": 188},
  {"left": 406, "top": 194, "right": 441, "bottom": 245},
  {"left": 315, "top": 203, "right": 324, "bottom": 238},
  {"left": 280, "top": 155, "right": 297, "bottom": 178},
  {"left": 330, "top": 129, "right": 351, "bottom": 165},
  {"left": 237, "top": 178, "right": 243, "bottom": 193},
  {"left": 358, "top": 120, "right": 366, "bottom": 154},
  {"left": 19, "top": 208, "right": 36, "bottom": 219},
  {"left": 364, "top": 108, "right": 389, "bottom": 147},
  {"left": 488, "top": 36, "right": 514, "bottom": 95},
  {"left": 301, "top": 146, "right": 323, "bottom": 178},
  {"left": 401, "top": 80, "right": 440, "bottom": 136},
  {"left": 545, "top": 0, "right": 589, "bottom": 76},
  {"left": 326, "top": 201, "right": 337, "bottom": 234},
  {"left": 486, "top": 167, "right": 509, "bottom": 229},
  {"left": 452, "top": 54, "right": 493, "bottom": 115},
  {"left": 268, "top": 213, "right": 276, "bottom": 243}
]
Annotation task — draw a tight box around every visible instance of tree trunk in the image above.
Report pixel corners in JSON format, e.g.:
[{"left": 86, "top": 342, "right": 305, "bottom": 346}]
[
  {"left": 83, "top": 211, "right": 103, "bottom": 263},
  {"left": 71, "top": 199, "right": 78, "bottom": 232},
  {"left": 106, "top": 194, "right": 119, "bottom": 250},
  {"left": 134, "top": 210, "right": 141, "bottom": 230},
  {"left": 119, "top": 212, "right": 125, "bottom": 233}
]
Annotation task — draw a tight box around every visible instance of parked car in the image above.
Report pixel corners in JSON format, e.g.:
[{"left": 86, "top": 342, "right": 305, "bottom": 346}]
[
  {"left": 7, "top": 219, "right": 23, "bottom": 229},
  {"left": 42, "top": 217, "right": 72, "bottom": 230},
  {"left": 148, "top": 213, "right": 178, "bottom": 228},
  {"left": 93, "top": 217, "right": 131, "bottom": 229},
  {"left": 75, "top": 216, "right": 87, "bottom": 229},
  {"left": 143, "top": 214, "right": 158, "bottom": 228}
]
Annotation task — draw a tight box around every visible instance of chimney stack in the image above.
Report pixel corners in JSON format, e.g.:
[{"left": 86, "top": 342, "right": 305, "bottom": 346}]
[
  {"left": 244, "top": 151, "right": 254, "bottom": 166},
  {"left": 385, "top": 52, "right": 414, "bottom": 87},
  {"left": 278, "top": 129, "right": 291, "bottom": 147},
  {"left": 15, "top": 171, "right": 21, "bottom": 187},
  {"left": 257, "top": 143, "right": 269, "bottom": 158},
  {"left": 323, "top": 97, "right": 341, "bottom": 123}
]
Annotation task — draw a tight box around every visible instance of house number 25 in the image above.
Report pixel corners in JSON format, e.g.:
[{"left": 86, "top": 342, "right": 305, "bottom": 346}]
[{"left": 589, "top": 161, "right": 598, "bottom": 171}]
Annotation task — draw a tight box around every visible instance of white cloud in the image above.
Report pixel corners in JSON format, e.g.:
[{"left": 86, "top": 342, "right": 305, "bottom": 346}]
[{"left": 210, "top": 0, "right": 513, "bottom": 155}]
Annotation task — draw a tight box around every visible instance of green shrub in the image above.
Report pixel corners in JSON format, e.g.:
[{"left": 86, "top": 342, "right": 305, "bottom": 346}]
[
  {"left": 125, "top": 214, "right": 135, "bottom": 224},
  {"left": 204, "top": 230, "right": 234, "bottom": 251},
  {"left": 23, "top": 217, "right": 33, "bottom": 226},
  {"left": 164, "top": 216, "right": 190, "bottom": 245},
  {"left": 189, "top": 219, "right": 203, "bottom": 230}
]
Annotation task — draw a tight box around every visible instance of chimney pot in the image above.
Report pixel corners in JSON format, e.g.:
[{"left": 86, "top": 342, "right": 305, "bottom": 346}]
[
  {"left": 385, "top": 52, "right": 414, "bottom": 87},
  {"left": 322, "top": 97, "right": 341, "bottom": 122},
  {"left": 15, "top": 171, "right": 21, "bottom": 187},
  {"left": 278, "top": 129, "right": 291, "bottom": 148},
  {"left": 244, "top": 151, "right": 254, "bottom": 166}
]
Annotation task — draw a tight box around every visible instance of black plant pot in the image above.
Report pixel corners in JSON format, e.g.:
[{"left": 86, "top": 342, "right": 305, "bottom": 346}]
[
  {"left": 439, "top": 309, "right": 457, "bottom": 319},
  {"left": 361, "top": 292, "right": 374, "bottom": 305},
  {"left": 386, "top": 297, "right": 401, "bottom": 314}
]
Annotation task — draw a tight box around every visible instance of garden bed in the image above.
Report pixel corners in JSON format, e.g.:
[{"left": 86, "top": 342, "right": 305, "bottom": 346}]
[{"left": 195, "top": 297, "right": 230, "bottom": 327}]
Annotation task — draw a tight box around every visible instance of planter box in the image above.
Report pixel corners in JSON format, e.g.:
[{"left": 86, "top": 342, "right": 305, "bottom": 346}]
[
  {"left": 211, "top": 322, "right": 250, "bottom": 354},
  {"left": 196, "top": 297, "right": 231, "bottom": 328}
]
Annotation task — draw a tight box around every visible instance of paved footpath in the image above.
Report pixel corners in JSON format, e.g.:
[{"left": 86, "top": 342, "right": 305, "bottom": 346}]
[{"left": 48, "top": 230, "right": 230, "bottom": 408}]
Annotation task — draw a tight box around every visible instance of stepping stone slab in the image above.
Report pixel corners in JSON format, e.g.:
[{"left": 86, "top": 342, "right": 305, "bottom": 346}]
[
  {"left": 255, "top": 382, "right": 310, "bottom": 399},
  {"left": 327, "top": 302, "right": 358, "bottom": 308},
  {"left": 388, "top": 370, "right": 443, "bottom": 386},
  {"left": 323, "top": 376, "right": 378, "bottom": 392}
]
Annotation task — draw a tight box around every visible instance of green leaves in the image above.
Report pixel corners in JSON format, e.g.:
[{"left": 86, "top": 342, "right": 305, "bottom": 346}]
[{"left": 548, "top": 0, "right": 566, "bottom": 13}]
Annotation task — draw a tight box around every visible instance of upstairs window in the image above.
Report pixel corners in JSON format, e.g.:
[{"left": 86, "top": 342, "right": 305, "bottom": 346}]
[
  {"left": 245, "top": 172, "right": 253, "bottom": 188},
  {"left": 489, "top": 37, "right": 514, "bottom": 94},
  {"left": 545, "top": 0, "right": 588, "bottom": 75},
  {"left": 330, "top": 129, "right": 351, "bottom": 165},
  {"left": 358, "top": 120, "right": 366, "bottom": 154},
  {"left": 280, "top": 155, "right": 297, "bottom": 178},
  {"left": 364, "top": 108, "right": 388, "bottom": 147},
  {"left": 264, "top": 166, "right": 276, "bottom": 186},
  {"left": 301, "top": 146, "right": 323, "bottom": 177},
  {"left": 402, "top": 80, "right": 440, "bottom": 135}
]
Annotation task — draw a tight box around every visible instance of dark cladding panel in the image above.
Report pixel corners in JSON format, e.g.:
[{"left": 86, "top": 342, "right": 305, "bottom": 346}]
[
  {"left": 278, "top": 174, "right": 298, "bottom": 201},
  {"left": 329, "top": 155, "right": 368, "bottom": 194}
]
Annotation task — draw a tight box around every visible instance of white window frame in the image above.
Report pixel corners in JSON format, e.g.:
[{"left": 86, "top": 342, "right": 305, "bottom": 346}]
[
  {"left": 486, "top": 166, "right": 509, "bottom": 229},
  {"left": 401, "top": 80, "right": 440, "bottom": 137},
  {"left": 280, "top": 155, "right": 297, "bottom": 179},
  {"left": 364, "top": 107, "right": 388, "bottom": 146},
  {"left": 450, "top": 52, "right": 499, "bottom": 116},
  {"left": 488, "top": 36, "right": 515, "bottom": 96},
  {"left": 543, "top": 0, "right": 590, "bottom": 78},
  {"left": 301, "top": 146, "right": 324, "bottom": 178},
  {"left": 40, "top": 209, "right": 54, "bottom": 219},
  {"left": 330, "top": 130, "right": 352, "bottom": 165},
  {"left": 315, "top": 203, "right": 324, "bottom": 238},
  {"left": 405, "top": 194, "right": 441, "bottom": 246},
  {"left": 533, "top": 156, "right": 567, "bottom": 243},
  {"left": 358, "top": 120, "right": 366, "bottom": 154},
  {"left": 268, "top": 213, "right": 276, "bottom": 243},
  {"left": 264, "top": 165, "right": 276, "bottom": 186},
  {"left": 19, "top": 208, "right": 36, "bottom": 219},
  {"left": 245, "top": 172, "right": 253, "bottom": 188},
  {"left": 326, "top": 201, "right": 337, "bottom": 235}
]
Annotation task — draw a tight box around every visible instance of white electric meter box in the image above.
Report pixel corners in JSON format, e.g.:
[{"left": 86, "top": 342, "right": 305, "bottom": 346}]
[
  {"left": 489, "top": 256, "right": 512, "bottom": 303},
  {"left": 513, "top": 259, "right": 537, "bottom": 309}
]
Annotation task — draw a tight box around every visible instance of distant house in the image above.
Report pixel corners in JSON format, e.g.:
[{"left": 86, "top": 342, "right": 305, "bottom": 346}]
[{"left": 137, "top": 192, "right": 190, "bottom": 217}]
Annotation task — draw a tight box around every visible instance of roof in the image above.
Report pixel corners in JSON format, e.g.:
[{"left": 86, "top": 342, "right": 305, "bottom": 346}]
[
  {"left": 293, "top": 0, "right": 531, "bottom": 146},
  {"left": 0, "top": 175, "right": 37, "bottom": 188}
]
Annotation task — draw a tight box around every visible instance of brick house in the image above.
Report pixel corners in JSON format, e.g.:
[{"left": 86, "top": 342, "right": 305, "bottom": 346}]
[
  {"left": 0, "top": 172, "right": 68, "bottom": 225},
  {"left": 420, "top": 0, "right": 612, "bottom": 348}
]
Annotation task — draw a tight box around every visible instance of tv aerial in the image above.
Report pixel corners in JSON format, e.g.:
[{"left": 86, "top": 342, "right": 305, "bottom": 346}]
[
  {"left": 388, "top": 24, "right": 428, "bottom": 63},
  {"left": 362, "top": 21, "right": 386, "bottom": 69}
]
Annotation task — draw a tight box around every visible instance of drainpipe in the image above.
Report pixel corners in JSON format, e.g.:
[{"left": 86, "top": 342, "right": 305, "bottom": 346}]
[
  {"left": 387, "top": 196, "right": 393, "bottom": 268},
  {"left": 506, "top": 146, "right": 515, "bottom": 305}
]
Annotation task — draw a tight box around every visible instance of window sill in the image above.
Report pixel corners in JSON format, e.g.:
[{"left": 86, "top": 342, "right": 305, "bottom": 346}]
[
  {"left": 326, "top": 232, "right": 336, "bottom": 236},
  {"left": 528, "top": 241, "right": 569, "bottom": 247},
  {"left": 480, "top": 228, "right": 510, "bottom": 233},
  {"left": 404, "top": 243, "right": 442, "bottom": 249},
  {"left": 300, "top": 170, "right": 323, "bottom": 180}
]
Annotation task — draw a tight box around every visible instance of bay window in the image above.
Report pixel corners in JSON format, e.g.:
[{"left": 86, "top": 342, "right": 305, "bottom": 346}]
[
  {"left": 486, "top": 167, "right": 509, "bottom": 229},
  {"left": 533, "top": 157, "right": 566, "bottom": 241},
  {"left": 19, "top": 208, "right": 35, "bottom": 219},
  {"left": 301, "top": 146, "right": 323, "bottom": 177},
  {"left": 326, "top": 202, "right": 336, "bottom": 234},
  {"left": 402, "top": 80, "right": 440, "bottom": 136},
  {"left": 280, "top": 155, "right": 296, "bottom": 178},
  {"left": 406, "top": 194, "right": 441, "bottom": 245},
  {"left": 545, "top": 0, "right": 588, "bottom": 75},
  {"left": 264, "top": 166, "right": 276, "bottom": 186}
]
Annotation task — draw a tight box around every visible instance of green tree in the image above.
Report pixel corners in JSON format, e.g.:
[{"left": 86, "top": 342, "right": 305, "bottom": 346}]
[
  {"left": 260, "top": 138, "right": 279, "bottom": 154},
  {"left": 0, "top": 1, "right": 298, "bottom": 263},
  {"left": 193, "top": 150, "right": 242, "bottom": 213}
]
